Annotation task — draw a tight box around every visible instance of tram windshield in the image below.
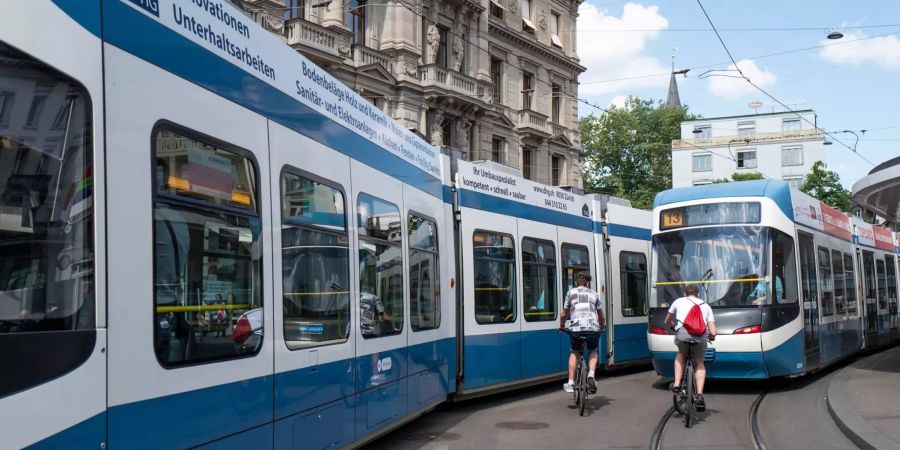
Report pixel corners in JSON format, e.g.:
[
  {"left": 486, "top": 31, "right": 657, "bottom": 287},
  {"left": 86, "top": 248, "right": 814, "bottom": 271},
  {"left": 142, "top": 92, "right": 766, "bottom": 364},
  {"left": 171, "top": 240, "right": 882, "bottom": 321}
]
[{"left": 653, "top": 226, "right": 769, "bottom": 308}]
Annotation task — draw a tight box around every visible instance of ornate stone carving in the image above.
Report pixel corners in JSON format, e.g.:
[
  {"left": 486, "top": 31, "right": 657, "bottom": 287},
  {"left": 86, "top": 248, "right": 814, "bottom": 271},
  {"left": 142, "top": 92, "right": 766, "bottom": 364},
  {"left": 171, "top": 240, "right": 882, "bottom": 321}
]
[
  {"left": 338, "top": 44, "right": 351, "bottom": 57},
  {"left": 430, "top": 110, "right": 444, "bottom": 146},
  {"left": 404, "top": 61, "right": 419, "bottom": 77},
  {"left": 455, "top": 119, "right": 472, "bottom": 151},
  {"left": 538, "top": 9, "right": 547, "bottom": 30},
  {"left": 426, "top": 24, "right": 440, "bottom": 64},
  {"left": 507, "top": 0, "right": 517, "bottom": 14},
  {"left": 452, "top": 26, "right": 465, "bottom": 72}
]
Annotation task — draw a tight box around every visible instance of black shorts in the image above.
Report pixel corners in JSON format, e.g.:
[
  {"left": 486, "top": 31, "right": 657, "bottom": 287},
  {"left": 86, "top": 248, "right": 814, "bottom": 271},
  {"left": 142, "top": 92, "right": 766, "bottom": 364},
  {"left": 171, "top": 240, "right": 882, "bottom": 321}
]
[{"left": 569, "top": 331, "right": 601, "bottom": 352}]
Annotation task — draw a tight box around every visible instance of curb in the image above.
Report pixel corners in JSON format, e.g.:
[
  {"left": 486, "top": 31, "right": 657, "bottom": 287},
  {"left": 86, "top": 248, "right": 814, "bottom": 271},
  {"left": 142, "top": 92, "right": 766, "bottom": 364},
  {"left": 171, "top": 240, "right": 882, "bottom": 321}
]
[{"left": 826, "top": 361, "right": 900, "bottom": 450}]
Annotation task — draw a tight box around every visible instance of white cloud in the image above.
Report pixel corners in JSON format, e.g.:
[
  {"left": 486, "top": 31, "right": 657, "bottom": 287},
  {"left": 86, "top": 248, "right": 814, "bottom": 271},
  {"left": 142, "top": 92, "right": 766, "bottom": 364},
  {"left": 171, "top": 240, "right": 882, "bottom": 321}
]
[
  {"left": 707, "top": 59, "right": 777, "bottom": 100},
  {"left": 577, "top": 3, "right": 670, "bottom": 97},
  {"left": 608, "top": 95, "right": 628, "bottom": 108},
  {"left": 819, "top": 31, "right": 900, "bottom": 69}
]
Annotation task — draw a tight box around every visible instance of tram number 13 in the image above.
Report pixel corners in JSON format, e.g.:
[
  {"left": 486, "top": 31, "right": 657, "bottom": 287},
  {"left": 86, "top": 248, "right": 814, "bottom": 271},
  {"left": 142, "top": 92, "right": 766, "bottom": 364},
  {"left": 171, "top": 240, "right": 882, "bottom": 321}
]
[{"left": 661, "top": 210, "right": 684, "bottom": 229}]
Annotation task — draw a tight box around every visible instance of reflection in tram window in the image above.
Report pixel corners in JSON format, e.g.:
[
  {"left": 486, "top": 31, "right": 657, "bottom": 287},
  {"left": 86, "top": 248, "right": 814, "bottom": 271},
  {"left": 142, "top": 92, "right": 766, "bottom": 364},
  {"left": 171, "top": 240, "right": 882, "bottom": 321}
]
[
  {"left": 620, "top": 252, "right": 648, "bottom": 317},
  {"left": 522, "top": 238, "right": 557, "bottom": 322},
  {"left": 358, "top": 194, "right": 403, "bottom": 338},
  {"left": 654, "top": 226, "right": 768, "bottom": 307},
  {"left": 818, "top": 247, "right": 834, "bottom": 316},
  {"left": 886, "top": 257, "right": 898, "bottom": 328},
  {"left": 832, "top": 250, "right": 845, "bottom": 314},
  {"left": 281, "top": 172, "right": 350, "bottom": 349},
  {"left": 153, "top": 127, "right": 262, "bottom": 367},
  {"left": 844, "top": 254, "right": 858, "bottom": 314},
  {"left": 876, "top": 259, "right": 887, "bottom": 310},
  {"left": 862, "top": 251, "right": 876, "bottom": 332},
  {"left": 561, "top": 244, "right": 589, "bottom": 293},
  {"left": 473, "top": 230, "right": 516, "bottom": 324},
  {"left": 408, "top": 214, "right": 440, "bottom": 331},
  {"left": 798, "top": 233, "right": 817, "bottom": 312},
  {"left": 0, "top": 43, "right": 95, "bottom": 338}
]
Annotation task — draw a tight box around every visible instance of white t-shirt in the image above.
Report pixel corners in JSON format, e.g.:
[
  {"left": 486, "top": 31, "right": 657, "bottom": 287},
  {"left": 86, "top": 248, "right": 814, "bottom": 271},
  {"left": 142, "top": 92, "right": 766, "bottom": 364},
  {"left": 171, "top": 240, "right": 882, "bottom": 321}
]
[{"left": 668, "top": 296, "right": 714, "bottom": 330}]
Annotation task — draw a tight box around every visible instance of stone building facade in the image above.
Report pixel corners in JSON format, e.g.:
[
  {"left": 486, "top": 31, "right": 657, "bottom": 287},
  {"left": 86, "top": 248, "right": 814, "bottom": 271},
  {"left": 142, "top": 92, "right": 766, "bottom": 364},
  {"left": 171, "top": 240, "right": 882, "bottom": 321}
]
[{"left": 236, "top": 0, "right": 585, "bottom": 187}]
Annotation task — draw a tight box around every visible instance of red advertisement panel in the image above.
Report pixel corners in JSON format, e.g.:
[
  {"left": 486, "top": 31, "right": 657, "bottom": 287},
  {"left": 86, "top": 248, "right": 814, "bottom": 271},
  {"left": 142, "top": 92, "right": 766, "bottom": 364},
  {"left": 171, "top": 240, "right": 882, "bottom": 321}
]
[
  {"left": 820, "top": 202, "right": 852, "bottom": 241},
  {"left": 873, "top": 226, "right": 894, "bottom": 251}
]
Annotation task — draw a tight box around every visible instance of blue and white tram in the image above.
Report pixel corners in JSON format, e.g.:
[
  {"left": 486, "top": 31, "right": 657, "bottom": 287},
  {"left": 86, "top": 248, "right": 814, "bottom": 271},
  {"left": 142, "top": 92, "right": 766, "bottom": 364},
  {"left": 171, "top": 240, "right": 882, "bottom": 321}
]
[
  {"left": 647, "top": 181, "right": 900, "bottom": 380},
  {"left": 1, "top": 1, "right": 656, "bottom": 448}
]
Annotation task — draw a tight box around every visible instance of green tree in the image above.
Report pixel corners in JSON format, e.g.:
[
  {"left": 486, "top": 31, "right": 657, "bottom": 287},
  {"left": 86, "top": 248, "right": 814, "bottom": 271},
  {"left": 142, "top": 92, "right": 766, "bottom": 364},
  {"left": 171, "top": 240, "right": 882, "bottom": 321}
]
[
  {"left": 580, "top": 96, "right": 696, "bottom": 209},
  {"left": 712, "top": 172, "right": 766, "bottom": 183},
  {"left": 800, "top": 161, "right": 852, "bottom": 211}
]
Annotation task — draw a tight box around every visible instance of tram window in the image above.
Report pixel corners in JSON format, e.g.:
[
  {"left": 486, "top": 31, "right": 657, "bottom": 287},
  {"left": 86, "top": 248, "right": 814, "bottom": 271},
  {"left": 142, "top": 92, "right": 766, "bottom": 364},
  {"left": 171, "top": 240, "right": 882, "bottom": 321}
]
[
  {"left": 473, "top": 230, "right": 516, "bottom": 324},
  {"left": 0, "top": 43, "right": 95, "bottom": 398},
  {"left": 522, "top": 237, "right": 557, "bottom": 322},
  {"left": 886, "top": 257, "right": 898, "bottom": 318},
  {"left": 357, "top": 194, "right": 403, "bottom": 338},
  {"left": 862, "top": 251, "right": 877, "bottom": 332},
  {"left": 281, "top": 171, "right": 350, "bottom": 350},
  {"left": 153, "top": 126, "right": 262, "bottom": 367},
  {"left": 562, "top": 244, "right": 590, "bottom": 293},
  {"left": 832, "top": 249, "right": 845, "bottom": 314},
  {"left": 844, "top": 254, "right": 857, "bottom": 314},
  {"left": 876, "top": 259, "right": 887, "bottom": 309},
  {"left": 817, "top": 247, "right": 834, "bottom": 316},
  {"left": 771, "top": 230, "right": 798, "bottom": 304},
  {"left": 409, "top": 214, "right": 440, "bottom": 331},
  {"left": 798, "top": 234, "right": 817, "bottom": 311},
  {"left": 620, "top": 252, "right": 648, "bottom": 317}
]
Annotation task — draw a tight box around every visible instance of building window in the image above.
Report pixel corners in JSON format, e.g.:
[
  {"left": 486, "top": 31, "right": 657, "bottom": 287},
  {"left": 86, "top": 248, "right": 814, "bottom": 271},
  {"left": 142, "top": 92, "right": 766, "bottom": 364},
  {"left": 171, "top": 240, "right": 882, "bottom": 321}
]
[
  {"left": 551, "top": 154, "right": 562, "bottom": 186},
  {"left": 551, "top": 84, "right": 561, "bottom": 124},
  {"left": 489, "top": 0, "right": 504, "bottom": 19},
  {"left": 693, "top": 125, "right": 711, "bottom": 139},
  {"left": 620, "top": 252, "right": 648, "bottom": 317},
  {"left": 737, "top": 121, "right": 755, "bottom": 137},
  {"left": 692, "top": 153, "right": 712, "bottom": 172},
  {"left": 522, "top": 72, "right": 533, "bottom": 110},
  {"left": 736, "top": 150, "right": 757, "bottom": 169},
  {"left": 281, "top": 171, "right": 350, "bottom": 349},
  {"left": 782, "top": 118, "right": 801, "bottom": 132},
  {"left": 436, "top": 26, "right": 449, "bottom": 68},
  {"left": 284, "top": 0, "right": 305, "bottom": 20},
  {"left": 522, "top": 237, "right": 557, "bottom": 322},
  {"left": 522, "top": 147, "right": 533, "bottom": 179},
  {"left": 491, "top": 57, "right": 503, "bottom": 104},
  {"left": 473, "top": 230, "right": 516, "bottom": 324},
  {"left": 491, "top": 136, "right": 505, "bottom": 162},
  {"left": 782, "top": 145, "right": 803, "bottom": 166},
  {"left": 521, "top": 0, "right": 535, "bottom": 33},
  {"left": 153, "top": 126, "right": 263, "bottom": 367},
  {"left": 784, "top": 176, "right": 804, "bottom": 189},
  {"left": 350, "top": 0, "right": 366, "bottom": 46},
  {"left": 357, "top": 193, "right": 404, "bottom": 338},
  {"left": 409, "top": 214, "right": 440, "bottom": 331},
  {"left": 550, "top": 12, "right": 562, "bottom": 47},
  {"left": 24, "top": 94, "right": 47, "bottom": 129},
  {"left": 0, "top": 91, "right": 15, "bottom": 127}
]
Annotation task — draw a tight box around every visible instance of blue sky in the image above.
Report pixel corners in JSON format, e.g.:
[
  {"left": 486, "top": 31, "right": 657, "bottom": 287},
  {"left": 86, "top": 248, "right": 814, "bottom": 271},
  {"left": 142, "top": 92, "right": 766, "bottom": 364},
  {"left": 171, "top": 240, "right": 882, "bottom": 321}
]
[{"left": 575, "top": 0, "right": 900, "bottom": 188}]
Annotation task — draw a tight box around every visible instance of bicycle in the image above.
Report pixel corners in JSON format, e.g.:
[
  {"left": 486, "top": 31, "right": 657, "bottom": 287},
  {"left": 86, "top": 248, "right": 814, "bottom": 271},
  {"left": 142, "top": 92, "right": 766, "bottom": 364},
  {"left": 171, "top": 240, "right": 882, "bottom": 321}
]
[
  {"left": 560, "top": 328, "right": 603, "bottom": 416},
  {"left": 672, "top": 335, "right": 714, "bottom": 428}
]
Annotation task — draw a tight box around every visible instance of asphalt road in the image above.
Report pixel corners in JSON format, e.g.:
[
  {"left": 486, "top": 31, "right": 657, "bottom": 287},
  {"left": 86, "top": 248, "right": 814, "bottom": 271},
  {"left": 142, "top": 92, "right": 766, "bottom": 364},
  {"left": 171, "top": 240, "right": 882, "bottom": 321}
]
[{"left": 365, "top": 358, "right": 872, "bottom": 450}]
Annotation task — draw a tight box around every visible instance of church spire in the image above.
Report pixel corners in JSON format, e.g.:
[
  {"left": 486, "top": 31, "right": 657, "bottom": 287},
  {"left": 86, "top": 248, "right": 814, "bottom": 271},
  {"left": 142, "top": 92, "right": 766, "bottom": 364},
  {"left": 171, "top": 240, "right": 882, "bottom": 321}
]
[{"left": 666, "top": 49, "right": 682, "bottom": 109}]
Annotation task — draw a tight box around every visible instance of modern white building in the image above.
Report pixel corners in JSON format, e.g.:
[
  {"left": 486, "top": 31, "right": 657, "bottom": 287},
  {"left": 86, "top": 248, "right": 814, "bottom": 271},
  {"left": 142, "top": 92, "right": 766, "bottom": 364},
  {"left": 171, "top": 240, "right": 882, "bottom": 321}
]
[{"left": 671, "top": 110, "right": 826, "bottom": 188}]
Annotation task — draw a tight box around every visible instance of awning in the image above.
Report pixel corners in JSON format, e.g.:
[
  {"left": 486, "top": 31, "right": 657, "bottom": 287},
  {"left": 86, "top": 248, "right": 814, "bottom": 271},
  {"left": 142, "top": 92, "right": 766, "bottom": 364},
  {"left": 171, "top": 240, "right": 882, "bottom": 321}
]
[
  {"left": 551, "top": 34, "right": 563, "bottom": 47},
  {"left": 522, "top": 17, "right": 536, "bottom": 30},
  {"left": 490, "top": 0, "right": 507, "bottom": 11}
]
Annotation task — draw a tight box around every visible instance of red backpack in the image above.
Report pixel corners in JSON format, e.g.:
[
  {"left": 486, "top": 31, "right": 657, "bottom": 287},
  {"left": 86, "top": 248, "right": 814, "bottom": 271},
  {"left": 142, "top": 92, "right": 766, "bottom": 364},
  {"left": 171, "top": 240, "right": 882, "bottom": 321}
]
[{"left": 682, "top": 298, "right": 707, "bottom": 336}]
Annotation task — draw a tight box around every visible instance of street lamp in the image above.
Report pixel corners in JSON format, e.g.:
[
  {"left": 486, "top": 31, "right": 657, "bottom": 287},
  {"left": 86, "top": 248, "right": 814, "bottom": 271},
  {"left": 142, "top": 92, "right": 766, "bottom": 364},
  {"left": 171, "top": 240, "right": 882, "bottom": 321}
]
[{"left": 825, "top": 129, "right": 862, "bottom": 152}]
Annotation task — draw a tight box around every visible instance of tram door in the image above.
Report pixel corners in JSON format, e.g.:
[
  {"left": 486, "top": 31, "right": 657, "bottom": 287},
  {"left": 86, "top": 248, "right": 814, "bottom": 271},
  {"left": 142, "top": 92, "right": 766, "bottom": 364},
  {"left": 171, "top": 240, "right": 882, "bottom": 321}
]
[
  {"left": 861, "top": 250, "right": 879, "bottom": 344},
  {"left": 798, "top": 233, "right": 820, "bottom": 366}
]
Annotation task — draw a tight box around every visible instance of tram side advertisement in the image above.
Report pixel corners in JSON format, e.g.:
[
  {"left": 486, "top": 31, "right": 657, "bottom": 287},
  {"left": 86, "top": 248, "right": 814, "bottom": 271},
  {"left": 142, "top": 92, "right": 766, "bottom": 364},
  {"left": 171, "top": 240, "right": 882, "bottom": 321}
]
[
  {"left": 456, "top": 160, "right": 590, "bottom": 218},
  {"left": 120, "top": 0, "right": 441, "bottom": 179}
]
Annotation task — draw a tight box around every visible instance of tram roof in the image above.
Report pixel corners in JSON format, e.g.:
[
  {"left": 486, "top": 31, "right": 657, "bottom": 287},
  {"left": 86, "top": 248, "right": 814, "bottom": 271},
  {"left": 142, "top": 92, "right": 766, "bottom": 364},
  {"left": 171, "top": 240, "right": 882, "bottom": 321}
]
[{"left": 653, "top": 180, "right": 793, "bottom": 220}]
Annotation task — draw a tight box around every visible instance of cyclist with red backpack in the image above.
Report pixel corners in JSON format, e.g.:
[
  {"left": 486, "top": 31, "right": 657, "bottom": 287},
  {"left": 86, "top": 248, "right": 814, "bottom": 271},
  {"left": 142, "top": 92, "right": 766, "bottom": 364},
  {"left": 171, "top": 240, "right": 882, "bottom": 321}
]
[{"left": 664, "top": 284, "right": 716, "bottom": 411}]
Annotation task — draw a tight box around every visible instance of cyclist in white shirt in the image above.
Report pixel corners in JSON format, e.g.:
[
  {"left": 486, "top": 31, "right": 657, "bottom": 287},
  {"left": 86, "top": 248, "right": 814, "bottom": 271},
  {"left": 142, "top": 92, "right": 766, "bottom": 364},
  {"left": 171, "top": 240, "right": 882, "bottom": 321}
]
[
  {"left": 664, "top": 284, "right": 716, "bottom": 411},
  {"left": 559, "top": 272, "right": 605, "bottom": 394}
]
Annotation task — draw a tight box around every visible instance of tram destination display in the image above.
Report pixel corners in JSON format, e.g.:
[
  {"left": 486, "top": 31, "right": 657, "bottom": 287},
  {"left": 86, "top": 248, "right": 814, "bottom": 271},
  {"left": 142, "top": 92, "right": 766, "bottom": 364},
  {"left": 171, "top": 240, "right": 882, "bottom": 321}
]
[{"left": 660, "top": 202, "right": 761, "bottom": 230}]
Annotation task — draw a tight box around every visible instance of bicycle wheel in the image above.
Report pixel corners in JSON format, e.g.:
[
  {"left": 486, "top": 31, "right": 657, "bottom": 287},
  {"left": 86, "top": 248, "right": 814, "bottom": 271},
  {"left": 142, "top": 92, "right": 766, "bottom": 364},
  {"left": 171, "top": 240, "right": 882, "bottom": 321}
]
[
  {"left": 672, "top": 379, "right": 686, "bottom": 415},
  {"left": 684, "top": 364, "right": 695, "bottom": 428},
  {"left": 578, "top": 363, "right": 587, "bottom": 416},
  {"left": 572, "top": 358, "right": 582, "bottom": 405}
]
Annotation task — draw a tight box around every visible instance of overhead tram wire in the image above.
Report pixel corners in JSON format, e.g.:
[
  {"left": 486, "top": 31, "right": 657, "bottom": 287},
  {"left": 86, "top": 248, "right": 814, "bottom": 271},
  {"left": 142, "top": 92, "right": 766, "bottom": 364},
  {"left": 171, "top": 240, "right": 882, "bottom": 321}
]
[
  {"left": 574, "top": 23, "right": 900, "bottom": 33},
  {"left": 695, "top": 0, "right": 876, "bottom": 167}
]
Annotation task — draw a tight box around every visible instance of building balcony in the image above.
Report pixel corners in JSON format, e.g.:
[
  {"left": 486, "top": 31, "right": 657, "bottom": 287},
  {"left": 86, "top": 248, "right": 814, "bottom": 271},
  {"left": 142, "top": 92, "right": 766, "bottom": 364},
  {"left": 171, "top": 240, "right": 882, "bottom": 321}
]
[
  {"left": 351, "top": 44, "right": 394, "bottom": 75},
  {"left": 285, "top": 18, "right": 351, "bottom": 61},
  {"left": 418, "top": 64, "right": 490, "bottom": 102},
  {"left": 518, "top": 109, "right": 550, "bottom": 137},
  {"left": 672, "top": 128, "right": 825, "bottom": 149}
]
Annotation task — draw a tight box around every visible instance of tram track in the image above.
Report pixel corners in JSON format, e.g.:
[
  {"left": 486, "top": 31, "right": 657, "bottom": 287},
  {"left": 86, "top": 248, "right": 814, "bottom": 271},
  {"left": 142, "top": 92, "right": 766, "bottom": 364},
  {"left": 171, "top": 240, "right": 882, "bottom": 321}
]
[{"left": 650, "top": 390, "right": 769, "bottom": 450}]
